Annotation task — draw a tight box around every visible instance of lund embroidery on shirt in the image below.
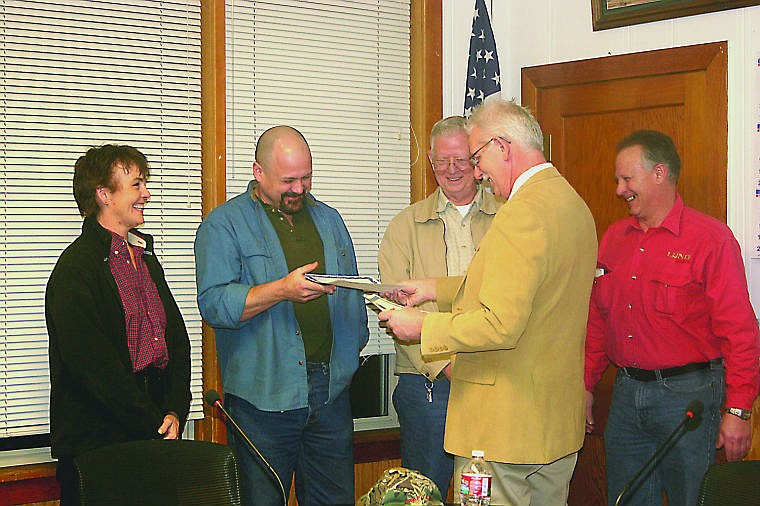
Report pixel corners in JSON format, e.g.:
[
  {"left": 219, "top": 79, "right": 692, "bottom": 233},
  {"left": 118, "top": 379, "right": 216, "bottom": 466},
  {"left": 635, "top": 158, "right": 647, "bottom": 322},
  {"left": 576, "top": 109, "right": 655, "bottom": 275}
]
[{"left": 666, "top": 251, "right": 691, "bottom": 263}]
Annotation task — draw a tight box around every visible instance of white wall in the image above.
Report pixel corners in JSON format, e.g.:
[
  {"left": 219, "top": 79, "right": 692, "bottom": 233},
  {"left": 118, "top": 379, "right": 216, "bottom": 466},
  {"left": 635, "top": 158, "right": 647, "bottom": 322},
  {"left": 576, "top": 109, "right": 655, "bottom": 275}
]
[{"left": 443, "top": 0, "right": 760, "bottom": 310}]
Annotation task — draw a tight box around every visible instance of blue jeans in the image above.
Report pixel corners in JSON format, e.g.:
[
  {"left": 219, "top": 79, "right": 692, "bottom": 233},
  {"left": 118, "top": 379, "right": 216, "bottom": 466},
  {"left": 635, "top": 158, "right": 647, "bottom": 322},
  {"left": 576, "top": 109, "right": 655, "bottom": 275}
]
[
  {"left": 226, "top": 363, "right": 354, "bottom": 506},
  {"left": 604, "top": 365, "right": 724, "bottom": 506},
  {"left": 393, "top": 373, "right": 454, "bottom": 498}
]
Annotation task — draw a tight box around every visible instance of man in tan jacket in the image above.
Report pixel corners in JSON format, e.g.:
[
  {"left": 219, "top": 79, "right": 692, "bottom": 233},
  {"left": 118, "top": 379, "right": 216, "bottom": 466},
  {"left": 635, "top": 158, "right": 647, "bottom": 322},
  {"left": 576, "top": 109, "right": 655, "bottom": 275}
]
[
  {"left": 379, "top": 98, "right": 597, "bottom": 506},
  {"left": 378, "top": 115, "right": 501, "bottom": 498}
]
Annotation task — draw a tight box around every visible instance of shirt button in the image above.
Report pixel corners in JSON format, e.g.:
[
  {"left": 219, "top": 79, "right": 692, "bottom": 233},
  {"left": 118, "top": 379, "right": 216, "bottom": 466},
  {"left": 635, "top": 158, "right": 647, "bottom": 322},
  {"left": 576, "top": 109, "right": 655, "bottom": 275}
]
[
  {"left": 631, "top": 275, "right": 636, "bottom": 280},
  {"left": 295, "top": 330, "right": 301, "bottom": 335},
  {"left": 639, "top": 247, "right": 644, "bottom": 252},
  {"left": 298, "top": 360, "right": 303, "bottom": 365},
  {"left": 627, "top": 334, "right": 633, "bottom": 339},
  {"left": 628, "top": 304, "right": 633, "bottom": 309}
]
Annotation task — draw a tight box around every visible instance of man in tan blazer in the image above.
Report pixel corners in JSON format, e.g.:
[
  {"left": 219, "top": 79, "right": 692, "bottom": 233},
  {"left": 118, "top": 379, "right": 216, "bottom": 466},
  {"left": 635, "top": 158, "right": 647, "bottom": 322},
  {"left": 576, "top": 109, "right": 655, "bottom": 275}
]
[
  {"left": 379, "top": 97, "right": 597, "bottom": 506},
  {"left": 379, "top": 115, "right": 501, "bottom": 498}
]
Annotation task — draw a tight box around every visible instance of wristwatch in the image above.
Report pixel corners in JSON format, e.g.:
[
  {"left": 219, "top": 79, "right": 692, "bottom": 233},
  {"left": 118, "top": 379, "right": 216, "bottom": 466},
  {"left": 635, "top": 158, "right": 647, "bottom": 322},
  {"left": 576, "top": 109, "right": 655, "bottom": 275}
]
[{"left": 725, "top": 407, "right": 752, "bottom": 420}]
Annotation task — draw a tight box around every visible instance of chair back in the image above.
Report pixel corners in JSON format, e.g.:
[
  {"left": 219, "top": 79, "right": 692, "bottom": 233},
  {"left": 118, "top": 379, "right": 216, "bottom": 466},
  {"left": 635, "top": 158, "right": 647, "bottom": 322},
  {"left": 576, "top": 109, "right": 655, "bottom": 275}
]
[
  {"left": 75, "top": 439, "right": 241, "bottom": 506},
  {"left": 697, "top": 460, "right": 760, "bottom": 506}
]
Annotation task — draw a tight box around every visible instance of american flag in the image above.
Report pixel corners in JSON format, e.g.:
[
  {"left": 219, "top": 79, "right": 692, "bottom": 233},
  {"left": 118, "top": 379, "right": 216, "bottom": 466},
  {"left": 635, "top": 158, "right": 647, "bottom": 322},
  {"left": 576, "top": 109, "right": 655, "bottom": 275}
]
[{"left": 464, "top": 0, "right": 501, "bottom": 117}]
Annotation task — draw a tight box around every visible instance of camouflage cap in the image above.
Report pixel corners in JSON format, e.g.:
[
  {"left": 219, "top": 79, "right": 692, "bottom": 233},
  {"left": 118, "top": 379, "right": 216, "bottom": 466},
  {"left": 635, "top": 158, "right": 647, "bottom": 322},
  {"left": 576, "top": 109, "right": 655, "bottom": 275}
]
[{"left": 356, "top": 467, "right": 445, "bottom": 506}]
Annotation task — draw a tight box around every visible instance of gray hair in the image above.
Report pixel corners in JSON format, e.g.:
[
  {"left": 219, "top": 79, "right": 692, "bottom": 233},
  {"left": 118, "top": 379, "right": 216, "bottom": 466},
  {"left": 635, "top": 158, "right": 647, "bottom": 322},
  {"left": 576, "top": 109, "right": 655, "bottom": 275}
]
[
  {"left": 429, "top": 115, "right": 468, "bottom": 151},
  {"left": 467, "top": 97, "right": 543, "bottom": 152}
]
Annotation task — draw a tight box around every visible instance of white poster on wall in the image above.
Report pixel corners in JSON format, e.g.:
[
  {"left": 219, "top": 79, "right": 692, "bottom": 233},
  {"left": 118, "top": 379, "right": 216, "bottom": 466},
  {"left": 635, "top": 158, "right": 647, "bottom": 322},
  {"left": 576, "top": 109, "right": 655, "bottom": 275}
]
[{"left": 754, "top": 53, "right": 760, "bottom": 259}]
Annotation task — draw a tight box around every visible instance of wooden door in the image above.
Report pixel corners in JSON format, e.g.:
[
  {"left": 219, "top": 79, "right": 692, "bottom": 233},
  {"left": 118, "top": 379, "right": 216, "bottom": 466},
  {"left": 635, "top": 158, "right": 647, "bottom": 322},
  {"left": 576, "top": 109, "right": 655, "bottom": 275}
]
[{"left": 522, "top": 42, "right": 730, "bottom": 506}]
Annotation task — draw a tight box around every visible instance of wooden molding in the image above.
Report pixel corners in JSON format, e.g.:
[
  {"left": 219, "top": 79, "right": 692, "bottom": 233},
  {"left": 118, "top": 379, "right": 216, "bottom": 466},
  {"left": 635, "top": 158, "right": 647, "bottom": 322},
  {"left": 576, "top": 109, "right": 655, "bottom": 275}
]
[
  {"left": 410, "top": 0, "right": 442, "bottom": 204},
  {"left": 197, "top": 0, "right": 227, "bottom": 444}
]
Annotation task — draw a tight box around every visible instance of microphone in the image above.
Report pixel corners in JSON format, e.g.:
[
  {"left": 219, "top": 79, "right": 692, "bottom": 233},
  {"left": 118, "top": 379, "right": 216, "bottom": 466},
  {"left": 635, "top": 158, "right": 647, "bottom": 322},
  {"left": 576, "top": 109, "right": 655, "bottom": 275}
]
[
  {"left": 614, "top": 400, "right": 704, "bottom": 506},
  {"left": 204, "top": 390, "right": 287, "bottom": 506},
  {"left": 684, "top": 399, "right": 704, "bottom": 429}
]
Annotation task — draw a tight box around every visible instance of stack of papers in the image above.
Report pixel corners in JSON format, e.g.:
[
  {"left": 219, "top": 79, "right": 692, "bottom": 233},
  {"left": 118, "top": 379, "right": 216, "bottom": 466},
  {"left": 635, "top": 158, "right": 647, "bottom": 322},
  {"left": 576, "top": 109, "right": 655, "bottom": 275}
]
[{"left": 363, "top": 293, "right": 404, "bottom": 312}]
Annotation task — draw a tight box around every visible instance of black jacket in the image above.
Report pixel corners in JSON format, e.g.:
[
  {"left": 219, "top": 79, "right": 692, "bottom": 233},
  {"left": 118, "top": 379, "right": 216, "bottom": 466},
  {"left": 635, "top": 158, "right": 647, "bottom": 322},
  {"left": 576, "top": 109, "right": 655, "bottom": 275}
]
[{"left": 46, "top": 216, "right": 191, "bottom": 458}]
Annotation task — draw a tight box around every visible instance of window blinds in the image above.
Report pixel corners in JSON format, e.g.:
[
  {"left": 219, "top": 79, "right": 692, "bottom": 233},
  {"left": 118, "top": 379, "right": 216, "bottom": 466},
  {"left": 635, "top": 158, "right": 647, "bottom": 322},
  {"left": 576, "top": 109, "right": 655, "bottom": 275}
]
[
  {"left": 0, "top": 0, "right": 203, "bottom": 440},
  {"left": 225, "top": 0, "right": 411, "bottom": 356}
]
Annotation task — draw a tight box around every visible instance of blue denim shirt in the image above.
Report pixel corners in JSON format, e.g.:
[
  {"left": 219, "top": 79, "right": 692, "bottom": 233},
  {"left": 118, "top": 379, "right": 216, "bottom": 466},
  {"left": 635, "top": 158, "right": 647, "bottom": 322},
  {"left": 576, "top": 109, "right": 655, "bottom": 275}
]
[{"left": 195, "top": 180, "right": 369, "bottom": 411}]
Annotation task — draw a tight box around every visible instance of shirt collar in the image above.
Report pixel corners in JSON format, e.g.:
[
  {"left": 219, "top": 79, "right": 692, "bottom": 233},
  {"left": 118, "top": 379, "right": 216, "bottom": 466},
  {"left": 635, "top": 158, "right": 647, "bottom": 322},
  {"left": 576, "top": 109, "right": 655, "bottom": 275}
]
[
  {"left": 508, "top": 162, "right": 553, "bottom": 200},
  {"left": 108, "top": 230, "right": 144, "bottom": 258},
  {"left": 626, "top": 194, "right": 683, "bottom": 236},
  {"left": 434, "top": 185, "right": 483, "bottom": 215}
]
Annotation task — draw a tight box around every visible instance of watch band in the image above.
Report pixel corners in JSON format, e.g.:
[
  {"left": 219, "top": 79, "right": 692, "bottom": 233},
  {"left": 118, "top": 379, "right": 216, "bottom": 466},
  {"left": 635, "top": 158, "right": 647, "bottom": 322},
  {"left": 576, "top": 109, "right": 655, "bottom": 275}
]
[{"left": 725, "top": 407, "right": 752, "bottom": 420}]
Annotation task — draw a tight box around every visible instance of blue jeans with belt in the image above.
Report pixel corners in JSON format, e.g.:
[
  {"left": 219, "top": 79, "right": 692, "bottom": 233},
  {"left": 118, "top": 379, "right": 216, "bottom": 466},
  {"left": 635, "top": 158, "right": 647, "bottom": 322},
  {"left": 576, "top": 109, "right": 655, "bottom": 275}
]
[
  {"left": 393, "top": 372, "right": 454, "bottom": 498},
  {"left": 226, "top": 362, "right": 354, "bottom": 506},
  {"left": 604, "top": 364, "right": 724, "bottom": 506}
]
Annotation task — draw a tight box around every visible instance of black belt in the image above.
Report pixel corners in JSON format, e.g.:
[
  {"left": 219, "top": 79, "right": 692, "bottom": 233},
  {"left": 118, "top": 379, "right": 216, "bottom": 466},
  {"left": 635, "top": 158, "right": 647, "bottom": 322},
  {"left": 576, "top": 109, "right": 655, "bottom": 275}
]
[{"left": 621, "top": 359, "right": 721, "bottom": 381}]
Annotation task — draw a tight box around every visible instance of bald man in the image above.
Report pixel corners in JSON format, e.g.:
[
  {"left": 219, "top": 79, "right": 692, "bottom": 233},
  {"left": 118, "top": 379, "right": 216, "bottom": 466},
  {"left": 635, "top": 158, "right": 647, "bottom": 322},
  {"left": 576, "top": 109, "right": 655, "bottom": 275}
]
[{"left": 195, "top": 126, "right": 368, "bottom": 506}]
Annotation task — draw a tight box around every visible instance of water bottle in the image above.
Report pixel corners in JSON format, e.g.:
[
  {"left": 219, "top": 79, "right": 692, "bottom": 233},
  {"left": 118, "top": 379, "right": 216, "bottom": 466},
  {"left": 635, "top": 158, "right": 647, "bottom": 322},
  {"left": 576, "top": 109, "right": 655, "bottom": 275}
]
[{"left": 460, "top": 449, "right": 492, "bottom": 506}]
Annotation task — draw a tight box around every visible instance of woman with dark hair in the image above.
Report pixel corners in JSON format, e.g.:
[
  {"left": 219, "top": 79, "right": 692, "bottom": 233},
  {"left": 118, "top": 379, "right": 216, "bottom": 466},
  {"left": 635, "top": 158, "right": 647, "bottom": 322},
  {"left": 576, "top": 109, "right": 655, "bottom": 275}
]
[{"left": 46, "top": 144, "right": 191, "bottom": 505}]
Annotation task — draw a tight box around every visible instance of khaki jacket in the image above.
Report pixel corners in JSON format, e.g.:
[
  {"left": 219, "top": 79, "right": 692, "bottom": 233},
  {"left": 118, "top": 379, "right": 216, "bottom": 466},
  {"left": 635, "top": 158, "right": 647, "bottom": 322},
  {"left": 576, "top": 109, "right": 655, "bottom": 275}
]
[
  {"left": 378, "top": 186, "right": 501, "bottom": 380},
  {"left": 422, "top": 167, "right": 597, "bottom": 464}
]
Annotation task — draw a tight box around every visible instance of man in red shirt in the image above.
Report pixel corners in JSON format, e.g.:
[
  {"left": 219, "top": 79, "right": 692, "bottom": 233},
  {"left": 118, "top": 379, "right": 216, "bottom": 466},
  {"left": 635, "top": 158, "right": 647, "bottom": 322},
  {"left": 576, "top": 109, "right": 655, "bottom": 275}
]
[{"left": 585, "top": 130, "right": 760, "bottom": 506}]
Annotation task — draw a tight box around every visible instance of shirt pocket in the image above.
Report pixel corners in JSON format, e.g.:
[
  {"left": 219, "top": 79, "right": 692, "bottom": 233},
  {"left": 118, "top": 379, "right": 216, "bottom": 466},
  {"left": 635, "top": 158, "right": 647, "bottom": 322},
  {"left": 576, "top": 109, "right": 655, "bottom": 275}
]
[
  {"left": 239, "top": 238, "right": 274, "bottom": 283},
  {"left": 650, "top": 271, "right": 696, "bottom": 315}
]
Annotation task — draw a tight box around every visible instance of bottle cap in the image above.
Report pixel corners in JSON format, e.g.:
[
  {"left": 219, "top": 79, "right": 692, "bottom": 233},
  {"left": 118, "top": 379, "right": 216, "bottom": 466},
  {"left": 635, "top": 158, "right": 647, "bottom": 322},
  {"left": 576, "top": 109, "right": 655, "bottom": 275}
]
[{"left": 471, "top": 450, "right": 484, "bottom": 458}]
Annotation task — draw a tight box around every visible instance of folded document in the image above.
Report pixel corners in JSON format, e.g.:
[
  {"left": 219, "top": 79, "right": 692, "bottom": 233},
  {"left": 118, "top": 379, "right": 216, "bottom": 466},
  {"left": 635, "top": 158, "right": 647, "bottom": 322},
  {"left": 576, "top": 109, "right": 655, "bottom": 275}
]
[{"left": 304, "top": 274, "right": 404, "bottom": 293}]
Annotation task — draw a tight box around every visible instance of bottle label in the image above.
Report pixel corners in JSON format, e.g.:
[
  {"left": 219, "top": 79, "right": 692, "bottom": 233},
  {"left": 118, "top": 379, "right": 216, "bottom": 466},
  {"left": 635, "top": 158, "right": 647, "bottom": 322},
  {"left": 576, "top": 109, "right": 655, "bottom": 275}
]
[{"left": 460, "top": 473, "right": 491, "bottom": 498}]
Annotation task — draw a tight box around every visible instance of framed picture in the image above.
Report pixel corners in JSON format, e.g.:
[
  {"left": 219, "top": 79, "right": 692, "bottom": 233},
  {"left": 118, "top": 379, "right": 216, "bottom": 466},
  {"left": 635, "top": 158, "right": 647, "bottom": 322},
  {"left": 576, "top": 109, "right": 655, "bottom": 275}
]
[{"left": 591, "top": 0, "right": 760, "bottom": 31}]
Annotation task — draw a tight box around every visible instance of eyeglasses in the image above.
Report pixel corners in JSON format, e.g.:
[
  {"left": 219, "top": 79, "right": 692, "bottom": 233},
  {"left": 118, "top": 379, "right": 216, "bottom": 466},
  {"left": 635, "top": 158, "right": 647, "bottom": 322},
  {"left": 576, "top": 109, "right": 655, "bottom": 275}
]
[
  {"left": 469, "top": 136, "right": 511, "bottom": 168},
  {"left": 431, "top": 157, "right": 473, "bottom": 171}
]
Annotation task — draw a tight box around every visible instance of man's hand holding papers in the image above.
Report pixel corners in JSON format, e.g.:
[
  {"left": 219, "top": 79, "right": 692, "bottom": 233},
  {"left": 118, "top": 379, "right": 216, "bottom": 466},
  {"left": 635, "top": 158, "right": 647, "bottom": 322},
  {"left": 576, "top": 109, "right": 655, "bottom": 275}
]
[
  {"left": 374, "top": 278, "right": 439, "bottom": 343},
  {"left": 379, "top": 278, "right": 437, "bottom": 307}
]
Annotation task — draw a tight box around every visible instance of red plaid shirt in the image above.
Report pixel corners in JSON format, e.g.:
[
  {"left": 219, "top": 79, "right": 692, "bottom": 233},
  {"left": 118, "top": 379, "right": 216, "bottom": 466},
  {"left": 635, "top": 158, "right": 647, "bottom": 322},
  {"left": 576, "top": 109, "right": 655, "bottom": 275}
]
[{"left": 108, "top": 232, "right": 168, "bottom": 372}]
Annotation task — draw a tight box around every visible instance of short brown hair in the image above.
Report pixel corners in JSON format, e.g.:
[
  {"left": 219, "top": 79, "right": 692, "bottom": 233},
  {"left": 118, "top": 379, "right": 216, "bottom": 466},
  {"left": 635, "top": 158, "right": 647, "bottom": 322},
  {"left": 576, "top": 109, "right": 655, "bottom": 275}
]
[
  {"left": 73, "top": 144, "right": 150, "bottom": 217},
  {"left": 617, "top": 130, "right": 681, "bottom": 183}
]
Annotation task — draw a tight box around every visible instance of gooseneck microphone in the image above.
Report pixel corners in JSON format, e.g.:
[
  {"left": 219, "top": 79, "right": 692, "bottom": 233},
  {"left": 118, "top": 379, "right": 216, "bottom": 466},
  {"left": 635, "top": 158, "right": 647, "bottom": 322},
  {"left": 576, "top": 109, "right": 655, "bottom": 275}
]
[
  {"left": 205, "top": 390, "right": 287, "bottom": 506},
  {"left": 614, "top": 399, "right": 704, "bottom": 506}
]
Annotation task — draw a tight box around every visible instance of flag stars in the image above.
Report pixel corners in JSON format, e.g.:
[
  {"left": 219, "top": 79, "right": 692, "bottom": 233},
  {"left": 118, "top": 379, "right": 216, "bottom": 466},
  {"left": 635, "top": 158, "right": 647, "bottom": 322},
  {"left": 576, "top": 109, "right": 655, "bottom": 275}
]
[{"left": 464, "top": 0, "right": 501, "bottom": 114}]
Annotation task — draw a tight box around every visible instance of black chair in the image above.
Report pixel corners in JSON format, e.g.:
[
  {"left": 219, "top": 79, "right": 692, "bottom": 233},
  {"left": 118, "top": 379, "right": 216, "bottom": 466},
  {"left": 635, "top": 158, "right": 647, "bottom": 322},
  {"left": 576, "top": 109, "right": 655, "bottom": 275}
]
[
  {"left": 75, "top": 439, "right": 241, "bottom": 506},
  {"left": 697, "top": 460, "right": 760, "bottom": 506}
]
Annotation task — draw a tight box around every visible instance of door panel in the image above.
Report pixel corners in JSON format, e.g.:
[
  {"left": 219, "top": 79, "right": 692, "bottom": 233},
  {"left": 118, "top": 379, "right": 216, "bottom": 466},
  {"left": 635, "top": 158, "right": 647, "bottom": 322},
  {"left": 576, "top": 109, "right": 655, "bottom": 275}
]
[{"left": 522, "top": 42, "right": 728, "bottom": 506}]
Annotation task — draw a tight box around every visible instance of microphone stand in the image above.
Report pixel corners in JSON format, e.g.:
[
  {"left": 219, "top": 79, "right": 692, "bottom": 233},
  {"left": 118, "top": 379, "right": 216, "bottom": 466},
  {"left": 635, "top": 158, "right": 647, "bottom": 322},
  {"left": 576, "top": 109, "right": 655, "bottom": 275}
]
[
  {"left": 614, "top": 404, "right": 702, "bottom": 506},
  {"left": 206, "top": 391, "right": 287, "bottom": 506}
]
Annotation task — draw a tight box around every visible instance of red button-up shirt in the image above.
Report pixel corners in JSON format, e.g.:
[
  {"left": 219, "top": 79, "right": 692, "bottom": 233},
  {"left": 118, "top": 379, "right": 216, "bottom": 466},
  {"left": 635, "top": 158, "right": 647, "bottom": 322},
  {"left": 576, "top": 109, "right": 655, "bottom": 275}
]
[
  {"left": 109, "top": 232, "right": 168, "bottom": 373},
  {"left": 585, "top": 195, "right": 760, "bottom": 408}
]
